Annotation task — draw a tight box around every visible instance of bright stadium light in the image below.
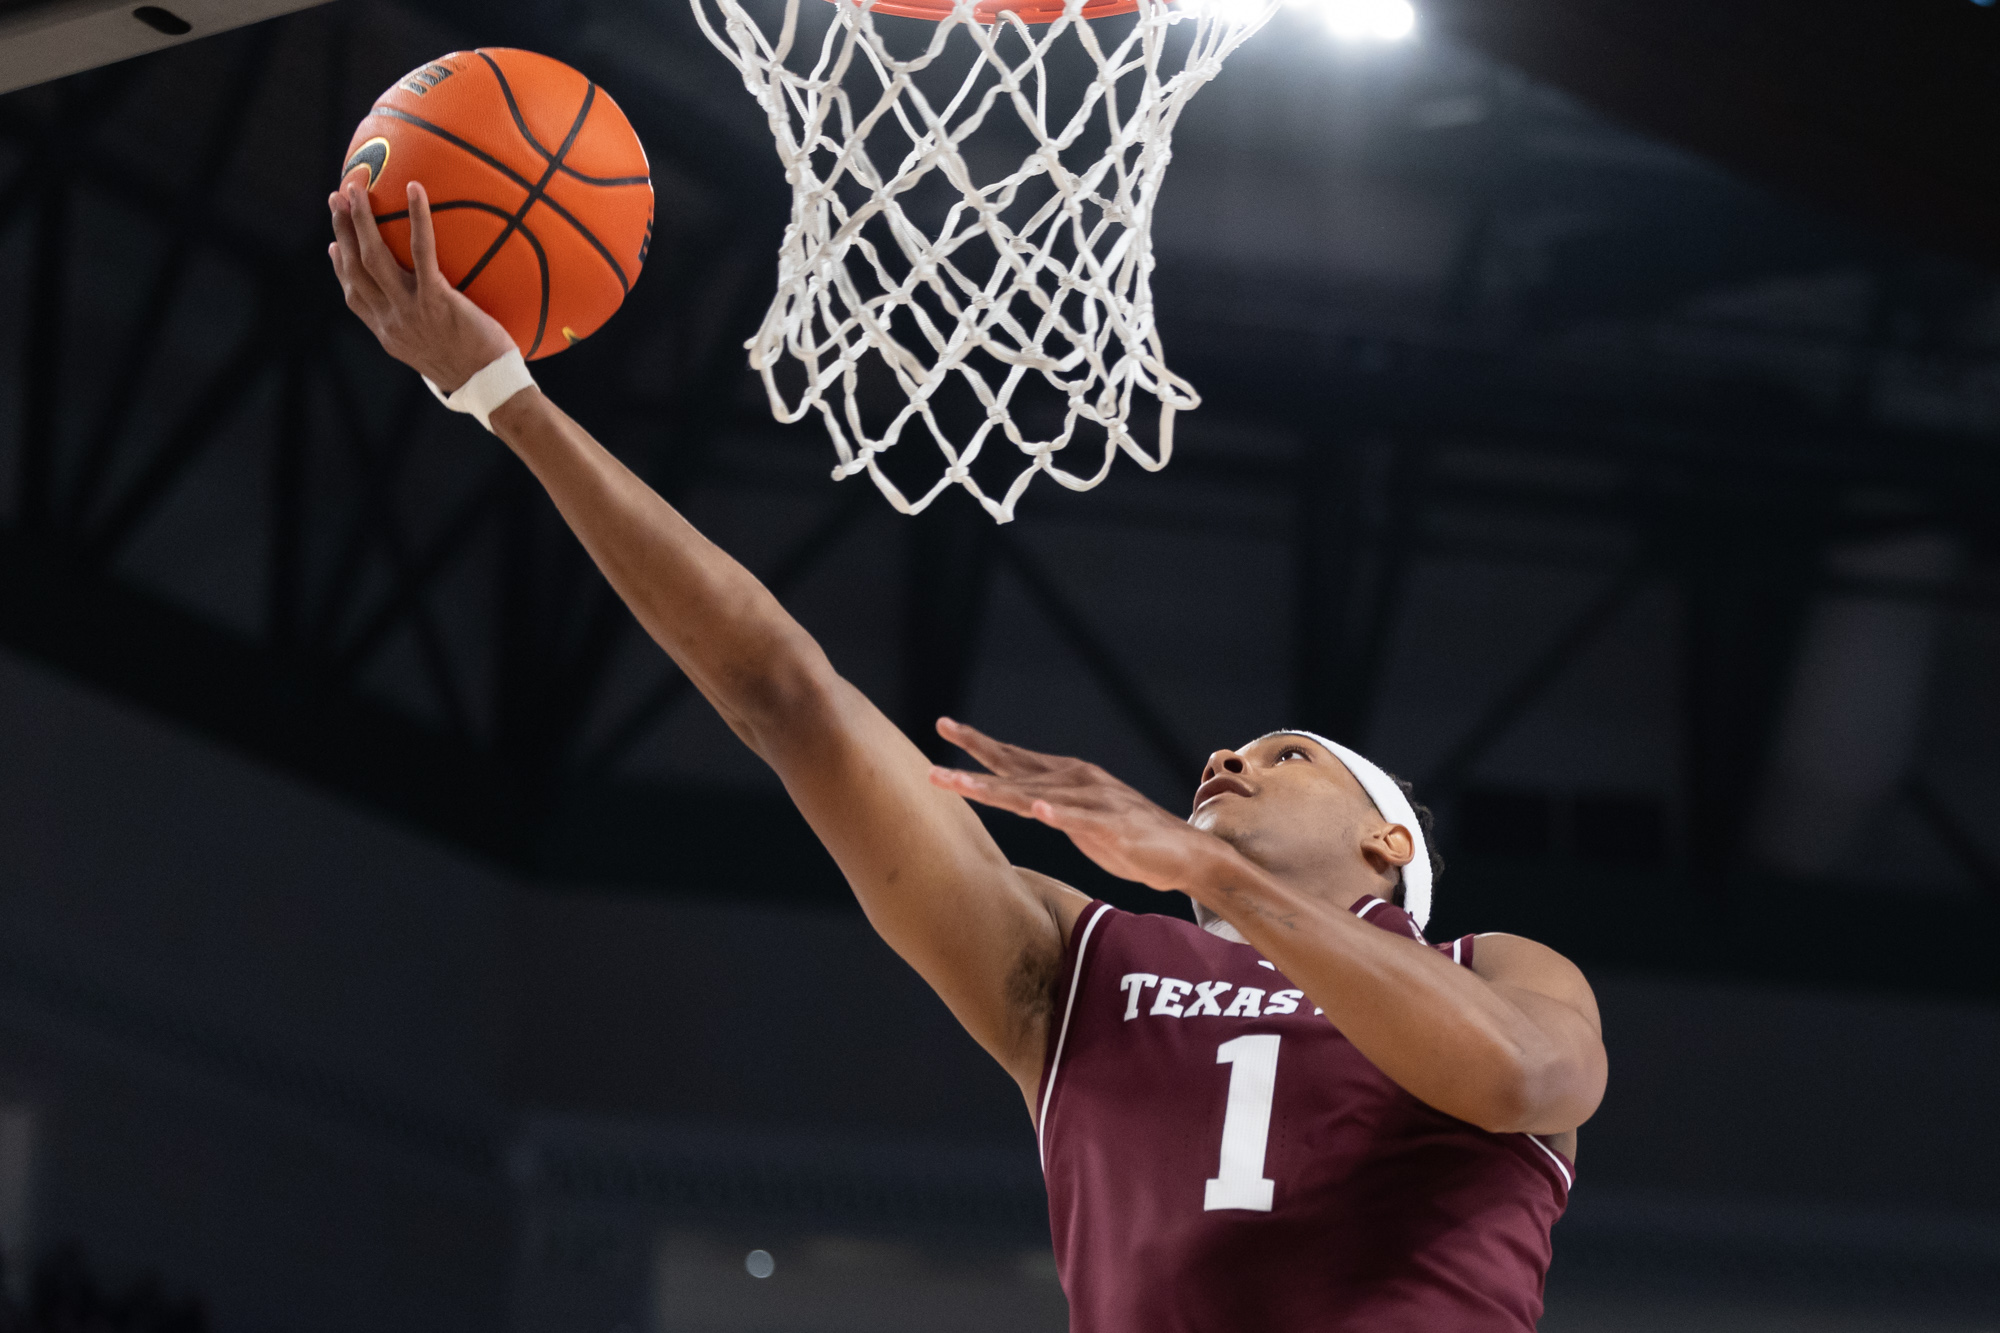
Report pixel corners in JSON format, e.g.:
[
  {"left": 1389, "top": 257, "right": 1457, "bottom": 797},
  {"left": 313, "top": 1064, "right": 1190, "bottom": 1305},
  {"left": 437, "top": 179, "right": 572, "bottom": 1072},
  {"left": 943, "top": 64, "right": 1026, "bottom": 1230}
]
[{"left": 1312, "top": 0, "right": 1417, "bottom": 41}]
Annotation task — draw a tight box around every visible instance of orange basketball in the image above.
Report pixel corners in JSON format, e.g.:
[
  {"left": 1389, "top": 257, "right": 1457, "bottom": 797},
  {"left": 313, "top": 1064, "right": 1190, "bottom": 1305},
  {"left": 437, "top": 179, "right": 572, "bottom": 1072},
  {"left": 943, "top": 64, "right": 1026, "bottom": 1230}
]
[{"left": 340, "top": 49, "right": 653, "bottom": 361}]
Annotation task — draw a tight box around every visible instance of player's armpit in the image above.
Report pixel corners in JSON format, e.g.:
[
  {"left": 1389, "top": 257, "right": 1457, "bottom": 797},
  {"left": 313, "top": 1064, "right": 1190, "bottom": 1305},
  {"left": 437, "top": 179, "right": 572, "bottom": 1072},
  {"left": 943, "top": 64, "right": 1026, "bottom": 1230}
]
[
  {"left": 1468, "top": 933, "right": 1607, "bottom": 1136},
  {"left": 1007, "top": 869, "right": 1097, "bottom": 1049},
  {"left": 693, "top": 659, "right": 1089, "bottom": 1106},
  {"left": 468, "top": 390, "right": 1083, "bottom": 1107}
]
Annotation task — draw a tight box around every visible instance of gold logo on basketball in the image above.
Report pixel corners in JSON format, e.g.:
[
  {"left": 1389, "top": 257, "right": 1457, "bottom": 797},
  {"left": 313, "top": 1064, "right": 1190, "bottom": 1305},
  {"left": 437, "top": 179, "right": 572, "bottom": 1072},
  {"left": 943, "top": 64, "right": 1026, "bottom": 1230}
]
[{"left": 343, "top": 137, "right": 391, "bottom": 189}]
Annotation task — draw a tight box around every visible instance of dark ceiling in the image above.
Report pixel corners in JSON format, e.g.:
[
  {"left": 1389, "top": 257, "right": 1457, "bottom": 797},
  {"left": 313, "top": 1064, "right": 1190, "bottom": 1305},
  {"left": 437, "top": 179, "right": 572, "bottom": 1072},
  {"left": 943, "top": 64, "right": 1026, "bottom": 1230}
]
[
  {"left": 1429, "top": 0, "right": 2000, "bottom": 269},
  {"left": 0, "top": 0, "right": 1995, "bottom": 1002}
]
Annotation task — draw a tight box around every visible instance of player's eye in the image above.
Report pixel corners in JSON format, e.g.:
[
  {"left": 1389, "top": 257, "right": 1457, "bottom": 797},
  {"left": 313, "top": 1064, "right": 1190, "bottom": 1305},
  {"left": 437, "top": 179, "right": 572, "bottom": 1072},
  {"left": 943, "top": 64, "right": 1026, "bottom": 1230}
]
[{"left": 1275, "top": 745, "right": 1307, "bottom": 762}]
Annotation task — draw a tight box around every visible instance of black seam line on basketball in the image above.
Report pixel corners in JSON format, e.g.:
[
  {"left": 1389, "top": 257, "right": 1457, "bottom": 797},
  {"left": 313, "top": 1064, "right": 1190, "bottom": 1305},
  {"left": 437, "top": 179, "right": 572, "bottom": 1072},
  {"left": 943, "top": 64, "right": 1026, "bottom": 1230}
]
[
  {"left": 379, "top": 203, "right": 550, "bottom": 360},
  {"left": 476, "top": 50, "right": 556, "bottom": 163},
  {"left": 466, "top": 61, "right": 637, "bottom": 291},
  {"left": 455, "top": 82, "right": 596, "bottom": 356},
  {"left": 372, "top": 200, "right": 516, "bottom": 226},
  {"left": 368, "top": 106, "right": 536, "bottom": 191},
  {"left": 368, "top": 104, "right": 629, "bottom": 300},
  {"left": 466, "top": 53, "right": 643, "bottom": 185},
  {"left": 522, "top": 217, "right": 552, "bottom": 360},
  {"left": 458, "top": 81, "right": 596, "bottom": 300},
  {"left": 558, "top": 168, "right": 650, "bottom": 187},
  {"left": 369, "top": 104, "right": 632, "bottom": 296}
]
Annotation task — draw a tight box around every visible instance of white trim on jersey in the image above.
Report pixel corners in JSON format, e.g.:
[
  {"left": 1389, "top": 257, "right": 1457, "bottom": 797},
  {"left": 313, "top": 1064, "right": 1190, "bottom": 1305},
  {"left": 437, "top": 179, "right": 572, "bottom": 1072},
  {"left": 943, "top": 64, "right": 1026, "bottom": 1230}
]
[
  {"left": 1524, "top": 1132, "right": 1575, "bottom": 1192},
  {"left": 1201, "top": 917, "right": 1251, "bottom": 946},
  {"left": 1452, "top": 937, "right": 1463, "bottom": 965},
  {"left": 1039, "top": 902, "right": 1112, "bottom": 1171},
  {"left": 1355, "top": 893, "right": 1424, "bottom": 942}
]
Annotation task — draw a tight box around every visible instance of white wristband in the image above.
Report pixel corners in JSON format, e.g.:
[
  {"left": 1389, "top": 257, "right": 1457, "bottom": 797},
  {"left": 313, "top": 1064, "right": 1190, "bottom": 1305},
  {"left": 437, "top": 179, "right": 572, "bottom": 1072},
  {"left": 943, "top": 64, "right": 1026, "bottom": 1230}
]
[{"left": 424, "top": 348, "right": 536, "bottom": 433}]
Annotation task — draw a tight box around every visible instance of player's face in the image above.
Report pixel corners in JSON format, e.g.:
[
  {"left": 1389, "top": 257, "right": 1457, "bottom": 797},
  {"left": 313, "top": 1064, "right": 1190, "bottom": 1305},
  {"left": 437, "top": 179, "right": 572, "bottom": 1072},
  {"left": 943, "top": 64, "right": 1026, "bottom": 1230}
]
[{"left": 1187, "top": 734, "right": 1384, "bottom": 883}]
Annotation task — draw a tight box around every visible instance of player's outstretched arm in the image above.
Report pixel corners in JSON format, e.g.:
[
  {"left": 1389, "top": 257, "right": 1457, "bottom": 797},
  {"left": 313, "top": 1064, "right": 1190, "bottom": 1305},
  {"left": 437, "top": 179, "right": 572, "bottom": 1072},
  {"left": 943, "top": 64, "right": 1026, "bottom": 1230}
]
[
  {"left": 328, "top": 179, "right": 1088, "bottom": 1105},
  {"left": 934, "top": 722, "right": 1607, "bottom": 1137}
]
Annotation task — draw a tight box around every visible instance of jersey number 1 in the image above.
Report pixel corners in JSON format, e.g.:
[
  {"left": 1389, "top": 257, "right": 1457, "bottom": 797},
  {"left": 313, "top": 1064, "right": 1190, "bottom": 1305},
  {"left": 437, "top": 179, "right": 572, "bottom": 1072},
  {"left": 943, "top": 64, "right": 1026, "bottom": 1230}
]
[{"left": 1204, "top": 1034, "right": 1280, "bottom": 1211}]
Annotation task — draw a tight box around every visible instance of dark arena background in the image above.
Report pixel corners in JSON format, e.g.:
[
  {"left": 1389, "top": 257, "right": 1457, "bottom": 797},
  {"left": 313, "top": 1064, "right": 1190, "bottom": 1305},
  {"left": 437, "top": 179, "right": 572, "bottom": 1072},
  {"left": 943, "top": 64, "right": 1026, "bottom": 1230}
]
[{"left": 0, "top": 0, "right": 1997, "bottom": 1330}]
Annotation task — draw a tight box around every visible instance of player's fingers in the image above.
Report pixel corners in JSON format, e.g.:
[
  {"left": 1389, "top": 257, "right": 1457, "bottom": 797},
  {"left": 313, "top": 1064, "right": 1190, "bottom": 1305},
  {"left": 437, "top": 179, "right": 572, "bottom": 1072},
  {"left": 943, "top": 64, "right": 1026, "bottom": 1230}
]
[
  {"left": 333, "top": 249, "right": 386, "bottom": 323},
  {"left": 1031, "top": 799, "right": 1118, "bottom": 842},
  {"left": 1040, "top": 792, "right": 1088, "bottom": 824},
  {"left": 928, "top": 766, "right": 1045, "bottom": 817},
  {"left": 1030, "top": 805, "right": 1156, "bottom": 880},
  {"left": 407, "top": 182, "right": 444, "bottom": 289},
  {"left": 346, "top": 180, "right": 412, "bottom": 295},
  {"left": 938, "top": 760, "right": 1134, "bottom": 826},
  {"left": 936, "top": 717, "right": 1059, "bottom": 776},
  {"left": 328, "top": 241, "right": 351, "bottom": 300},
  {"left": 330, "top": 192, "right": 377, "bottom": 284},
  {"left": 329, "top": 199, "right": 387, "bottom": 317}
]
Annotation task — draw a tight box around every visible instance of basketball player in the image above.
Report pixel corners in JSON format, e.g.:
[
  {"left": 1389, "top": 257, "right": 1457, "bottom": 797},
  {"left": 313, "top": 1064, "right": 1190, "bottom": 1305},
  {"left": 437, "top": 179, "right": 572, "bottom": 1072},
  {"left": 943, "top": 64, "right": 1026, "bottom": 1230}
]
[{"left": 330, "top": 177, "right": 1607, "bottom": 1331}]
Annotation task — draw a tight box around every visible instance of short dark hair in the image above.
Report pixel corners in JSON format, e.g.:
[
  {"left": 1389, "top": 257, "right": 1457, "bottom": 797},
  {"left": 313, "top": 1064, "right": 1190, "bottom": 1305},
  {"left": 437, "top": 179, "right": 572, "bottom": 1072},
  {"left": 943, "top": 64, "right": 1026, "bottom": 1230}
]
[{"left": 1385, "top": 772, "right": 1444, "bottom": 907}]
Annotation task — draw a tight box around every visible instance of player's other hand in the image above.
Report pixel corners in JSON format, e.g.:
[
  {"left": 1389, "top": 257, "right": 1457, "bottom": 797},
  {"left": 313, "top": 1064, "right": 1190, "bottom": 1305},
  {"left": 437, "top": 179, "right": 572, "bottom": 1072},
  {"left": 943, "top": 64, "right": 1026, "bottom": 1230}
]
[
  {"left": 930, "top": 718, "right": 1227, "bottom": 894},
  {"left": 328, "top": 177, "right": 515, "bottom": 394}
]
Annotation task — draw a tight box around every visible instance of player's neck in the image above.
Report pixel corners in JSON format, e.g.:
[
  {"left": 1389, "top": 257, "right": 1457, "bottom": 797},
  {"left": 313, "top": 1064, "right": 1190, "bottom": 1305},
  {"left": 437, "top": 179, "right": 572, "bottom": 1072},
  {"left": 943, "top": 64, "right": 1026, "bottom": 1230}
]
[{"left": 1193, "top": 863, "right": 1385, "bottom": 938}]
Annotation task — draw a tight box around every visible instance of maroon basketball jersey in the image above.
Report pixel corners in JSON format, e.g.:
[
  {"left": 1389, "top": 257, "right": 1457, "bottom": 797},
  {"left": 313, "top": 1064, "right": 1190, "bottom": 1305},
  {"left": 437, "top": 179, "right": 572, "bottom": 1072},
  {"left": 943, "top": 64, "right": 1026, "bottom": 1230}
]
[{"left": 1037, "top": 896, "right": 1573, "bottom": 1332}]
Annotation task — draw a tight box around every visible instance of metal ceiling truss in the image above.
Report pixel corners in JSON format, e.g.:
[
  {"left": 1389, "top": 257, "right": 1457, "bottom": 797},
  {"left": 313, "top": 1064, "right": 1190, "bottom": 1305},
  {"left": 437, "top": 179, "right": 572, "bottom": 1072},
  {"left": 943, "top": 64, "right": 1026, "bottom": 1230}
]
[{"left": 0, "top": 5, "right": 1994, "bottom": 997}]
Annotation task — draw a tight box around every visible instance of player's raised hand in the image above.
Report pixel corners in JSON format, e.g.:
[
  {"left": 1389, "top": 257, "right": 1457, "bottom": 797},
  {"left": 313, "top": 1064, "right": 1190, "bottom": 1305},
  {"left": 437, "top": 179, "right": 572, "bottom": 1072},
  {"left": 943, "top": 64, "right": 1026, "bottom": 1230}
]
[
  {"left": 328, "top": 177, "right": 515, "bottom": 394},
  {"left": 930, "top": 717, "right": 1230, "bottom": 894}
]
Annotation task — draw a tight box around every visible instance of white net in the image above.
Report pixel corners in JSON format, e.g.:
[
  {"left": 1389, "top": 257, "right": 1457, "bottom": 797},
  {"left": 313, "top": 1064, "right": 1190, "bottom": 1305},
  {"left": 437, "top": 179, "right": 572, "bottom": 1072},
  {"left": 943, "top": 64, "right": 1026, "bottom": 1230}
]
[{"left": 690, "top": 0, "right": 1278, "bottom": 521}]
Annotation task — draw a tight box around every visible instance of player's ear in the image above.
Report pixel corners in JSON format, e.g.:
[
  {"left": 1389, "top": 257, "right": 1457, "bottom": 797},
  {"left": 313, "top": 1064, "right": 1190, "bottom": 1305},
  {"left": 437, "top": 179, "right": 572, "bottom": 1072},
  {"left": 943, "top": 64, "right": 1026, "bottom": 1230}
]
[{"left": 1360, "top": 822, "right": 1415, "bottom": 875}]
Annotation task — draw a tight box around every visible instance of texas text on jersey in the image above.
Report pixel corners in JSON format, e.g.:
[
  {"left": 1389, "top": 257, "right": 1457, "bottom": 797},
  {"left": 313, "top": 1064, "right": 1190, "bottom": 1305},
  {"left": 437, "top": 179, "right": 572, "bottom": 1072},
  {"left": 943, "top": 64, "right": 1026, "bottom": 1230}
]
[{"left": 1039, "top": 894, "right": 1574, "bottom": 1333}]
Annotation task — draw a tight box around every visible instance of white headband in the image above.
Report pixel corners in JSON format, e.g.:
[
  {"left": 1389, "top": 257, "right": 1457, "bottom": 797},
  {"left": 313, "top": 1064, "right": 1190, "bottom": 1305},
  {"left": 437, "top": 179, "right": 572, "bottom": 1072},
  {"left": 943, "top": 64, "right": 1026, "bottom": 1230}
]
[{"left": 1241, "top": 730, "right": 1433, "bottom": 931}]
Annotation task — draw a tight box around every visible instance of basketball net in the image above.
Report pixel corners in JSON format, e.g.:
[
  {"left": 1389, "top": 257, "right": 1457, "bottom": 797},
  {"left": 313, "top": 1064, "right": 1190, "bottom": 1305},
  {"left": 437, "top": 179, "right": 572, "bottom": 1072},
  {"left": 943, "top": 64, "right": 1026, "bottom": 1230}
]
[{"left": 690, "top": 0, "right": 1278, "bottom": 520}]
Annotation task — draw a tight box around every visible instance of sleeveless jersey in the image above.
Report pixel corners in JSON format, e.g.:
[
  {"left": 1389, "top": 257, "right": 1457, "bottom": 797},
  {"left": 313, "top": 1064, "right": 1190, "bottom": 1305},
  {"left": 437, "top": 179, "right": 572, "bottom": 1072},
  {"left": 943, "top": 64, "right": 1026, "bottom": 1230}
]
[{"left": 1036, "top": 896, "right": 1573, "bottom": 1332}]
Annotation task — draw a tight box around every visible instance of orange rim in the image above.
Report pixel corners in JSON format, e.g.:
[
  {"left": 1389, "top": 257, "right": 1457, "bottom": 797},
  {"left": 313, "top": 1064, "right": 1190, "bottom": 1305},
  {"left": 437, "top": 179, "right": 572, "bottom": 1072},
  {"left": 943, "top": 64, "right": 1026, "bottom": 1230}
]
[{"left": 826, "top": 0, "right": 1142, "bottom": 24}]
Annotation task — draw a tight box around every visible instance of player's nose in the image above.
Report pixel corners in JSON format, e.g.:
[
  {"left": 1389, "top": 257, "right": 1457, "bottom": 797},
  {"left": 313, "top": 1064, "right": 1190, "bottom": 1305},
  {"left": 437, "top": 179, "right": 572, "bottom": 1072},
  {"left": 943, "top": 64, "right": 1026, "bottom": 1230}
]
[{"left": 1200, "top": 748, "right": 1248, "bottom": 784}]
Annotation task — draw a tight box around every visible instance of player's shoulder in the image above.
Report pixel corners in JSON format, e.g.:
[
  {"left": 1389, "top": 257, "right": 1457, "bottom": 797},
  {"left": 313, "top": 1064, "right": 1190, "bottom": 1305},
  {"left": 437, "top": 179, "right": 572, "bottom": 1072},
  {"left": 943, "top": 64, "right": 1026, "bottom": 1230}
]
[
  {"left": 1469, "top": 932, "right": 1600, "bottom": 1024},
  {"left": 1468, "top": 931, "right": 1580, "bottom": 973},
  {"left": 1048, "top": 893, "right": 1225, "bottom": 957}
]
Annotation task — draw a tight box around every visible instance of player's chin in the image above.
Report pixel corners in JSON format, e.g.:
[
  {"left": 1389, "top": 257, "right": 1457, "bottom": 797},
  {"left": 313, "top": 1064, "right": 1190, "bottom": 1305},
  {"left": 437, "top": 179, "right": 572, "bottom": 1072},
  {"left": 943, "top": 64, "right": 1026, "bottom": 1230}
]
[{"left": 1189, "top": 808, "right": 1249, "bottom": 848}]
